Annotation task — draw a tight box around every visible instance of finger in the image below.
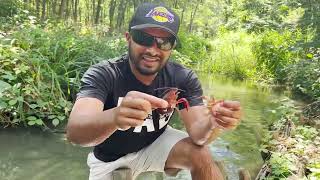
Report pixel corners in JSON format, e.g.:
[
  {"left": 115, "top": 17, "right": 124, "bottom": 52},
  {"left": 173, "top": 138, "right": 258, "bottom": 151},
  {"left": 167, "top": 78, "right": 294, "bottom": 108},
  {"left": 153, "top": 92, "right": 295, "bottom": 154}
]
[
  {"left": 118, "top": 107, "right": 149, "bottom": 120},
  {"left": 214, "top": 106, "right": 242, "bottom": 119},
  {"left": 221, "top": 100, "right": 241, "bottom": 110},
  {"left": 122, "top": 97, "right": 152, "bottom": 113},
  {"left": 214, "top": 115, "right": 240, "bottom": 129},
  {"left": 127, "top": 91, "right": 168, "bottom": 108},
  {"left": 118, "top": 117, "right": 145, "bottom": 127}
]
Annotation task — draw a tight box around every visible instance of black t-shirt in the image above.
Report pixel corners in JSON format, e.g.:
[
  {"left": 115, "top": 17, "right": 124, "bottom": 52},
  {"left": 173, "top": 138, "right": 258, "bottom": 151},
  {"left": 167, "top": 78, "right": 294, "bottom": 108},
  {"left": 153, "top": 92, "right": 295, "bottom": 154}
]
[{"left": 77, "top": 54, "right": 203, "bottom": 162}]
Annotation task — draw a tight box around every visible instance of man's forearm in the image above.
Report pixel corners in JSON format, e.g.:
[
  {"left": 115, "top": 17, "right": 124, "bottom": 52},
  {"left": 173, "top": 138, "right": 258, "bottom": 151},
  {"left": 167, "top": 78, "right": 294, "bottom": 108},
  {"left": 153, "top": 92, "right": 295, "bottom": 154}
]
[{"left": 66, "top": 108, "right": 118, "bottom": 147}]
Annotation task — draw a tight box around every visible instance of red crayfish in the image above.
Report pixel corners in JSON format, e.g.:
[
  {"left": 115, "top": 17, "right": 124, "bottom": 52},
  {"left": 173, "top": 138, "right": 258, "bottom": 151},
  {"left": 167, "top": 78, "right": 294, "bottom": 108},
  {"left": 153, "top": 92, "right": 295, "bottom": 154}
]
[
  {"left": 154, "top": 87, "right": 190, "bottom": 115},
  {"left": 201, "top": 95, "right": 225, "bottom": 143},
  {"left": 154, "top": 87, "right": 225, "bottom": 142}
]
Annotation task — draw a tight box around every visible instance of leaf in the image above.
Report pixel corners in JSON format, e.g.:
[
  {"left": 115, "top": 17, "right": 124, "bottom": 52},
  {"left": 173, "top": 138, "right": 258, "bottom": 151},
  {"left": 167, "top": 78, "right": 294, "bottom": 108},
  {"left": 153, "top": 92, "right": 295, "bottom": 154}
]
[
  {"left": 57, "top": 116, "right": 65, "bottom": 121},
  {"left": 28, "top": 121, "right": 36, "bottom": 126},
  {"left": 0, "top": 80, "right": 11, "bottom": 93},
  {"left": 0, "top": 101, "right": 7, "bottom": 109},
  {"left": 27, "top": 116, "right": 37, "bottom": 121},
  {"left": 29, "top": 104, "right": 38, "bottom": 109},
  {"left": 8, "top": 99, "right": 17, "bottom": 106},
  {"left": 48, "top": 115, "right": 56, "bottom": 119},
  {"left": 35, "top": 119, "right": 43, "bottom": 125},
  {"left": 52, "top": 119, "right": 60, "bottom": 127},
  {"left": 306, "top": 53, "right": 313, "bottom": 59},
  {"left": 1, "top": 74, "right": 16, "bottom": 81},
  {"left": 17, "top": 96, "right": 23, "bottom": 102},
  {"left": 36, "top": 99, "right": 45, "bottom": 107}
]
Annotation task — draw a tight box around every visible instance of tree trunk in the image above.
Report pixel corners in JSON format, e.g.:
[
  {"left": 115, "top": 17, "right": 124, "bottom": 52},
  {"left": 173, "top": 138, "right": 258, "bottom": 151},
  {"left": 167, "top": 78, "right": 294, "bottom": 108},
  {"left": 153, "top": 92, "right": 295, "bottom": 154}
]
[
  {"left": 41, "top": 0, "right": 46, "bottom": 21},
  {"left": 65, "top": 0, "right": 69, "bottom": 20},
  {"left": 59, "top": 0, "right": 66, "bottom": 18},
  {"left": 73, "top": 0, "right": 78, "bottom": 22},
  {"left": 109, "top": 0, "right": 117, "bottom": 32},
  {"left": 52, "top": 0, "right": 57, "bottom": 17},
  {"left": 92, "top": 0, "right": 96, "bottom": 24},
  {"left": 181, "top": 1, "right": 187, "bottom": 25},
  {"left": 94, "top": 0, "right": 104, "bottom": 24},
  {"left": 116, "top": 0, "right": 128, "bottom": 31},
  {"left": 36, "top": 0, "right": 40, "bottom": 17},
  {"left": 174, "top": 0, "right": 178, "bottom": 8},
  {"left": 85, "top": 0, "right": 90, "bottom": 24},
  {"left": 188, "top": 2, "right": 200, "bottom": 33}
]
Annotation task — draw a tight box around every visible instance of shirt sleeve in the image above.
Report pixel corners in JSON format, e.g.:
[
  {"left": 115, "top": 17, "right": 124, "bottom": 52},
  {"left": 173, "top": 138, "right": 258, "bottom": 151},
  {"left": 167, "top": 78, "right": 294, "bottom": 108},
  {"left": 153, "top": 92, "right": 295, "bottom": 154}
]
[
  {"left": 76, "top": 63, "right": 113, "bottom": 103},
  {"left": 178, "top": 70, "right": 204, "bottom": 109}
]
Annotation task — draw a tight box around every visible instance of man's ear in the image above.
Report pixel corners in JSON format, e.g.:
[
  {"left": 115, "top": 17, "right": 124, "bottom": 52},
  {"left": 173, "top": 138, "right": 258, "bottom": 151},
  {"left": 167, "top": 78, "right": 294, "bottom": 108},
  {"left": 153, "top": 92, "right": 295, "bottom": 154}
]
[{"left": 125, "top": 32, "right": 130, "bottom": 42}]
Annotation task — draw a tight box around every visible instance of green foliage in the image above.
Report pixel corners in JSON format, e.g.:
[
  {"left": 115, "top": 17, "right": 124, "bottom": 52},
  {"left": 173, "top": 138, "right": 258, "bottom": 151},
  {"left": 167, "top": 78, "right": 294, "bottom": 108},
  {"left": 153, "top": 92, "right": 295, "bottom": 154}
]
[
  {"left": 285, "top": 48, "right": 320, "bottom": 101},
  {"left": 295, "top": 126, "right": 318, "bottom": 140},
  {"left": 175, "top": 31, "right": 213, "bottom": 64},
  {"left": 205, "top": 30, "right": 256, "bottom": 80},
  {"left": 0, "top": 0, "right": 22, "bottom": 18},
  {"left": 260, "top": 99, "right": 320, "bottom": 179},
  {"left": 252, "top": 29, "right": 303, "bottom": 82},
  {"left": 269, "top": 153, "right": 296, "bottom": 178},
  {"left": 0, "top": 19, "right": 126, "bottom": 128},
  {"left": 171, "top": 50, "right": 193, "bottom": 67},
  {"left": 307, "top": 162, "right": 320, "bottom": 179},
  {"left": 241, "top": 0, "right": 290, "bottom": 32}
]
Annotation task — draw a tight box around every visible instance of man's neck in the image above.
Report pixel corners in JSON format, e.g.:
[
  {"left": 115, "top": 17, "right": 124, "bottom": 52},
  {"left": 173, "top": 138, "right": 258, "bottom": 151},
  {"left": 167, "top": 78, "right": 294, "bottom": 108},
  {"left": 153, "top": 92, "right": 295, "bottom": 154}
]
[{"left": 129, "top": 60, "right": 157, "bottom": 86}]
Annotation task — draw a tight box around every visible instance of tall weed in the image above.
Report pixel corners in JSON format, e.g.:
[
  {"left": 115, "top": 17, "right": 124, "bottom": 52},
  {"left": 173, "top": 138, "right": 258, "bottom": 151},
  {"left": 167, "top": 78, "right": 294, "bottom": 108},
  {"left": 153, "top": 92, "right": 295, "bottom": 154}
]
[
  {"left": 205, "top": 30, "right": 257, "bottom": 80},
  {"left": 0, "top": 20, "right": 126, "bottom": 128},
  {"left": 252, "top": 29, "right": 303, "bottom": 82}
]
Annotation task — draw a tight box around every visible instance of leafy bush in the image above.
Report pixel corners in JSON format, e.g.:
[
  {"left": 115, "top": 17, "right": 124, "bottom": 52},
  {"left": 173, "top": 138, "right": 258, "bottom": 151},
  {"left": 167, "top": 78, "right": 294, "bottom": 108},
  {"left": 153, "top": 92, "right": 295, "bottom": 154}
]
[
  {"left": 285, "top": 47, "right": 320, "bottom": 101},
  {"left": 204, "top": 30, "right": 257, "bottom": 80},
  {"left": 252, "top": 29, "right": 303, "bottom": 82},
  {"left": 0, "top": 0, "right": 22, "bottom": 18},
  {"left": 259, "top": 99, "right": 320, "bottom": 179},
  {"left": 175, "top": 31, "right": 213, "bottom": 64},
  {"left": 0, "top": 20, "right": 126, "bottom": 128}
]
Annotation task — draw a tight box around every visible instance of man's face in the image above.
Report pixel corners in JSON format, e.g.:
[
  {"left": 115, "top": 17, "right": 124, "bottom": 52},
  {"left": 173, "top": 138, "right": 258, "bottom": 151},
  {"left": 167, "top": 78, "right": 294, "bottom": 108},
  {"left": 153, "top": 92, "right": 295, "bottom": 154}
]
[{"left": 127, "top": 28, "right": 174, "bottom": 76}]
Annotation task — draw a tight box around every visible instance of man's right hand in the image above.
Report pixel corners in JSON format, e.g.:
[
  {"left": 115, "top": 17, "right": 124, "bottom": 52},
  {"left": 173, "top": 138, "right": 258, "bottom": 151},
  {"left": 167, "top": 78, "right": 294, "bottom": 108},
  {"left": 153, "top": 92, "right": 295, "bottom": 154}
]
[{"left": 112, "top": 91, "right": 168, "bottom": 130}]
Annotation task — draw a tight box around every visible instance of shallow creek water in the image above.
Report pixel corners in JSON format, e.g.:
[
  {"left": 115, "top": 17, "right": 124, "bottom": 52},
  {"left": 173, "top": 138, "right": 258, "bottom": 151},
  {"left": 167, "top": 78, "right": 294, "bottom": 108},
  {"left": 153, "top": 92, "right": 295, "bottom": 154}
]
[{"left": 0, "top": 74, "right": 286, "bottom": 180}]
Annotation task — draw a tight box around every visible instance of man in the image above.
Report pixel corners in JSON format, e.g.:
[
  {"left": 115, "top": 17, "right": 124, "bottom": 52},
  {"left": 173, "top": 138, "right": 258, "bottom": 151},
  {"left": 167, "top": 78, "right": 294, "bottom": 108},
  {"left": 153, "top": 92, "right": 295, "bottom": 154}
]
[{"left": 67, "top": 2, "right": 241, "bottom": 180}]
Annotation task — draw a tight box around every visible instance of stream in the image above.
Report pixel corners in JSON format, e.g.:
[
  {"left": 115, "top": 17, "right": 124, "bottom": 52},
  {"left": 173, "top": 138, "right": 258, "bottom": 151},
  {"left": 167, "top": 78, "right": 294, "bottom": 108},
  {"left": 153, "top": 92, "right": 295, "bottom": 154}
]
[{"left": 0, "top": 74, "right": 286, "bottom": 180}]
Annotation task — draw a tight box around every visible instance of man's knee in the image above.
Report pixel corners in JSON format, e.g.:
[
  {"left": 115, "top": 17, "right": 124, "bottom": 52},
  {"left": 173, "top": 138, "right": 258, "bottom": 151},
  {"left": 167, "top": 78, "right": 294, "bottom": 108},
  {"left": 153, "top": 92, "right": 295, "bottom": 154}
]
[
  {"left": 166, "top": 138, "right": 213, "bottom": 170},
  {"left": 180, "top": 138, "right": 213, "bottom": 167}
]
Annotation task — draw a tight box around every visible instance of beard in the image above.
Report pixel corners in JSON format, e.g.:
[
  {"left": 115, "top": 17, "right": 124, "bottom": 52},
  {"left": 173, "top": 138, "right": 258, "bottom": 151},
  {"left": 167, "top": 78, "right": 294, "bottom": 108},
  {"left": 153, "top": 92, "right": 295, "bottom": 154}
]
[{"left": 128, "top": 43, "right": 168, "bottom": 76}]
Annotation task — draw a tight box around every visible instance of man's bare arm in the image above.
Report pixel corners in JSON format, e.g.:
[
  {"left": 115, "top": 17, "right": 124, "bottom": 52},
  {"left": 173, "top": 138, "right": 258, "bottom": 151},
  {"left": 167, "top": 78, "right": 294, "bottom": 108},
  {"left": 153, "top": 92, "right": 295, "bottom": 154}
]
[
  {"left": 66, "top": 91, "right": 168, "bottom": 147},
  {"left": 66, "top": 97, "right": 119, "bottom": 147}
]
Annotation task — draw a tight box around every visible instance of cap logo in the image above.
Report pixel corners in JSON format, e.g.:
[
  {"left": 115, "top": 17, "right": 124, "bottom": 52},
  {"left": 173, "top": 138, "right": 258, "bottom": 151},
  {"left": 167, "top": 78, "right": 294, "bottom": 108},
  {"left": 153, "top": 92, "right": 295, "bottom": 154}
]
[{"left": 145, "top": 7, "right": 174, "bottom": 23}]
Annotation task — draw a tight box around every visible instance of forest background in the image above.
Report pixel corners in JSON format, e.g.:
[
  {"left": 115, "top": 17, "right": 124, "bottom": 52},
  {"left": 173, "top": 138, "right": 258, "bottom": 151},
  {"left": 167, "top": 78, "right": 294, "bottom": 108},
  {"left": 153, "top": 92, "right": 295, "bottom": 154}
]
[{"left": 0, "top": 0, "right": 319, "bottom": 179}]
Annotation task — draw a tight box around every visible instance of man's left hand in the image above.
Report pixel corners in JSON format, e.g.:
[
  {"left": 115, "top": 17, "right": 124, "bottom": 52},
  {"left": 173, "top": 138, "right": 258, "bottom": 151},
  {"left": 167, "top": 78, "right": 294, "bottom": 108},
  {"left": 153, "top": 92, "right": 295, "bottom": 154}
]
[{"left": 211, "top": 100, "right": 242, "bottom": 130}]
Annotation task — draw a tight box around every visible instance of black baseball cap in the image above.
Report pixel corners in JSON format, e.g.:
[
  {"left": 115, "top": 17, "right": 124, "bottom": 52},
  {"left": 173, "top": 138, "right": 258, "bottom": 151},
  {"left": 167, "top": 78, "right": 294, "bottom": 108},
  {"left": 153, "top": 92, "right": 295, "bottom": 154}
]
[{"left": 129, "top": 3, "right": 180, "bottom": 39}]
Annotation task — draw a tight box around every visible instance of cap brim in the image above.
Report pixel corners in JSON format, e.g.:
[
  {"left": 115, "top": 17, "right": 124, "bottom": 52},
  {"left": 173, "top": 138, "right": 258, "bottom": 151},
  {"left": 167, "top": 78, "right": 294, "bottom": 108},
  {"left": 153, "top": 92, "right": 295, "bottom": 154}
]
[{"left": 131, "top": 24, "right": 178, "bottom": 39}]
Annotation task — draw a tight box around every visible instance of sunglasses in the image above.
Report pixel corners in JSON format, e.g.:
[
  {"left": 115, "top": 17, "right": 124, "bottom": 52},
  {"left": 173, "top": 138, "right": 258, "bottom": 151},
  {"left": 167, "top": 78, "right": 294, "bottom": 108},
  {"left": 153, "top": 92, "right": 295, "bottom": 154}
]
[{"left": 130, "top": 30, "right": 176, "bottom": 51}]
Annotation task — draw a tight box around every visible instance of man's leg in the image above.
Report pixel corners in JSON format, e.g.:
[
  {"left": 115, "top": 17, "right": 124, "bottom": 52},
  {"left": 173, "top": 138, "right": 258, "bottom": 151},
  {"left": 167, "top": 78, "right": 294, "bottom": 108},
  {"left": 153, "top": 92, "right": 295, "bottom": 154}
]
[
  {"left": 165, "top": 138, "right": 224, "bottom": 180},
  {"left": 87, "top": 152, "right": 138, "bottom": 180},
  {"left": 128, "top": 126, "right": 224, "bottom": 179}
]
